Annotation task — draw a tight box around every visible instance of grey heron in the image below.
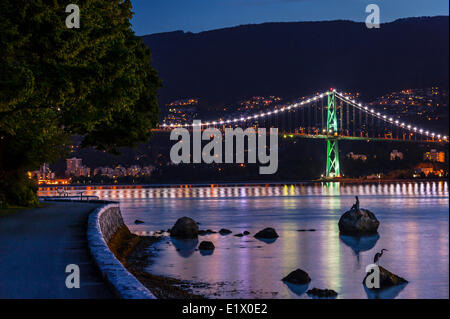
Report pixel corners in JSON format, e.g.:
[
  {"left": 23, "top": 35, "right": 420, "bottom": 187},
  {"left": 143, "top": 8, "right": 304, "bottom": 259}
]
[{"left": 373, "top": 249, "right": 388, "bottom": 264}]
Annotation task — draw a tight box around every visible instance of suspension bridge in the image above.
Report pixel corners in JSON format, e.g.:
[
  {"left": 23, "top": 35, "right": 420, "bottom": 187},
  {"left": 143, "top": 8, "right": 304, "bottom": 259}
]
[{"left": 159, "top": 89, "right": 448, "bottom": 178}]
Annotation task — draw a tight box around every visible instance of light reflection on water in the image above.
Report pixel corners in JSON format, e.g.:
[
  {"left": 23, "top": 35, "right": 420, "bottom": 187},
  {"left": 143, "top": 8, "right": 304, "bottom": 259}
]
[{"left": 40, "top": 182, "right": 449, "bottom": 298}]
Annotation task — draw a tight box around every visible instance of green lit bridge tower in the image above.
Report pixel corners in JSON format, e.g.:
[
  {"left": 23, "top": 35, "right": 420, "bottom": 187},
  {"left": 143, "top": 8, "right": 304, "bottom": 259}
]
[{"left": 326, "top": 91, "right": 341, "bottom": 178}]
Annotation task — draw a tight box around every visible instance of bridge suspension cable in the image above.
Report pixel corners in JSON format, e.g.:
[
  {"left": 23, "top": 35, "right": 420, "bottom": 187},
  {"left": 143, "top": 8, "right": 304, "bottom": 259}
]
[
  {"left": 161, "top": 89, "right": 448, "bottom": 143},
  {"left": 334, "top": 90, "right": 447, "bottom": 141}
]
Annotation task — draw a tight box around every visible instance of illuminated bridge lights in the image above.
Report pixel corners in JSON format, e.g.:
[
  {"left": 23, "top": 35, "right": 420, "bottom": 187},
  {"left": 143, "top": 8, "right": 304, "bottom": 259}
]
[
  {"left": 160, "top": 90, "right": 448, "bottom": 142},
  {"left": 334, "top": 91, "right": 446, "bottom": 141}
]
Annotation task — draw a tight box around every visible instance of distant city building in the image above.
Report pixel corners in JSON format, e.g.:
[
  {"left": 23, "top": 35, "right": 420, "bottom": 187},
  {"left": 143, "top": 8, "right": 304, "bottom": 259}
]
[
  {"left": 65, "top": 157, "right": 90, "bottom": 177},
  {"left": 163, "top": 98, "right": 199, "bottom": 126},
  {"left": 346, "top": 152, "right": 367, "bottom": 161},
  {"left": 414, "top": 162, "right": 444, "bottom": 177},
  {"left": 237, "top": 96, "right": 282, "bottom": 111},
  {"left": 93, "top": 166, "right": 114, "bottom": 178},
  {"left": 424, "top": 149, "right": 445, "bottom": 163},
  {"left": 93, "top": 165, "right": 155, "bottom": 178},
  {"left": 369, "top": 87, "right": 448, "bottom": 121},
  {"left": 29, "top": 163, "right": 55, "bottom": 181},
  {"left": 390, "top": 150, "right": 404, "bottom": 160}
]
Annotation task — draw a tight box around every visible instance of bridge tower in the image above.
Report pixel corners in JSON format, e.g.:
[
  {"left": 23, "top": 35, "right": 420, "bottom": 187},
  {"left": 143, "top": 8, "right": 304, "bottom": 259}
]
[{"left": 326, "top": 91, "right": 341, "bottom": 178}]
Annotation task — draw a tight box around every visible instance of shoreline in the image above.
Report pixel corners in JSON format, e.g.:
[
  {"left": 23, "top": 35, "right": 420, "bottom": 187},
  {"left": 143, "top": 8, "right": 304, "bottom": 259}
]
[
  {"left": 38, "top": 178, "right": 448, "bottom": 190},
  {"left": 108, "top": 227, "right": 204, "bottom": 299}
]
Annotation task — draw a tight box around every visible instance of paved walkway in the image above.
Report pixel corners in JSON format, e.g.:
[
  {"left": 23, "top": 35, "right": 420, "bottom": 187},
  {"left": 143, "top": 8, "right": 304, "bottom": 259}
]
[{"left": 0, "top": 202, "right": 114, "bottom": 298}]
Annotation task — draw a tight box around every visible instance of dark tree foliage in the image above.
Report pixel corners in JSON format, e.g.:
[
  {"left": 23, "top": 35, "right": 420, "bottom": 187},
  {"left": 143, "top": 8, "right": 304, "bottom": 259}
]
[{"left": 0, "top": 0, "right": 161, "bottom": 206}]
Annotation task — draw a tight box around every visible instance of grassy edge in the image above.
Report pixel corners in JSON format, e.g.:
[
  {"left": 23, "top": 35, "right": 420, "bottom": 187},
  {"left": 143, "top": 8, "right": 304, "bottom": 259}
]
[{"left": 0, "top": 202, "right": 49, "bottom": 218}]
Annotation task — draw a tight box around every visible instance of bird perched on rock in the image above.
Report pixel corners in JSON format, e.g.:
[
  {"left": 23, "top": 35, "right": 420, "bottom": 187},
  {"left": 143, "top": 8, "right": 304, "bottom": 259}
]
[
  {"left": 350, "top": 196, "right": 360, "bottom": 211},
  {"left": 374, "top": 249, "right": 388, "bottom": 264}
]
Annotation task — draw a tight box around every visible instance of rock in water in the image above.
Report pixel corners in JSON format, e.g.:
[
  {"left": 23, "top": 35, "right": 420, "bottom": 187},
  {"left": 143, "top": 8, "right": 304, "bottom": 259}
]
[
  {"left": 282, "top": 269, "right": 311, "bottom": 284},
  {"left": 338, "top": 208, "right": 380, "bottom": 235},
  {"left": 363, "top": 266, "right": 408, "bottom": 289},
  {"left": 307, "top": 288, "right": 338, "bottom": 297},
  {"left": 254, "top": 227, "right": 279, "bottom": 239},
  {"left": 134, "top": 219, "right": 145, "bottom": 224},
  {"left": 170, "top": 217, "right": 199, "bottom": 239},
  {"left": 198, "top": 241, "right": 215, "bottom": 250},
  {"left": 219, "top": 228, "right": 232, "bottom": 235}
]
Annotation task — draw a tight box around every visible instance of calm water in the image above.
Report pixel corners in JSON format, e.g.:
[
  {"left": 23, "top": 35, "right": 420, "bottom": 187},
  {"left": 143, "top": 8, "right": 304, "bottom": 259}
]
[{"left": 41, "top": 182, "right": 449, "bottom": 299}]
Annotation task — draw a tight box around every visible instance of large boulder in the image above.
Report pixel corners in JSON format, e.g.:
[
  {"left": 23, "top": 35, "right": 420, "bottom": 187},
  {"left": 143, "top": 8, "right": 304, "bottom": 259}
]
[
  {"left": 282, "top": 269, "right": 311, "bottom": 285},
  {"left": 307, "top": 288, "right": 338, "bottom": 298},
  {"left": 338, "top": 208, "right": 379, "bottom": 235},
  {"left": 219, "top": 228, "right": 232, "bottom": 235},
  {"left": 254, "top": 227, "right": 279, "bottom": 239},
  {"left": 198, "top": 241, "right": 215, "bottom": 250},
  {"left": 363, "top": 266, "right": 408, "bottom": 289},
  {"left": 170, "top": 217, "right": 199, "bottom": 239}
]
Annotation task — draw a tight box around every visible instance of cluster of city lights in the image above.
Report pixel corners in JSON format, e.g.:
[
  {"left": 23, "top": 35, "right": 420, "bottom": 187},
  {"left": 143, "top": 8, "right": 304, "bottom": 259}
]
[
  {"left": 160, "top": 89, "right": 448, "bottom": 142},
  {"left": 333, "top": 90, "right": 448, "bottom": 141}
]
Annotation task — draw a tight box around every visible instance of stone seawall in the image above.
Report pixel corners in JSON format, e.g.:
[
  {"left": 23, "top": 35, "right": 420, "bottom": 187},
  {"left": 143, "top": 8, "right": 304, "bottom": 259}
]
[{"left": 87, "top": 203, "right": 156, "bottom": 299}]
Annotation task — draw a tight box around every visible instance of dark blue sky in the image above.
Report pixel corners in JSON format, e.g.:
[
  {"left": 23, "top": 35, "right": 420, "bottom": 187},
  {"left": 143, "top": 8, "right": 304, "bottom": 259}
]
[{"left": 130, "top": 0, "right": 449, "bottom": 35}]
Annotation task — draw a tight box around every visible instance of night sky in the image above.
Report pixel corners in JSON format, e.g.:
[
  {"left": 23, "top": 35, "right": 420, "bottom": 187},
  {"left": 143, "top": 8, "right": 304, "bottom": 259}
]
[{"left": 130, "top": 0, "right": 449, "bottom": 35}]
